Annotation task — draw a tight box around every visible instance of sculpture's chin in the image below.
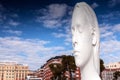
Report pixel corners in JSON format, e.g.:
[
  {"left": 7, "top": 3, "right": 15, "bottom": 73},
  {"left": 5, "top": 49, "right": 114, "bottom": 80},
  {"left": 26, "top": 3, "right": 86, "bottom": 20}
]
[
  {"left": 75, "top": 57, "right": 84, "bottom": 68},
  {"left": 74, "top": 52, "right": 86, "bottom": 68}
]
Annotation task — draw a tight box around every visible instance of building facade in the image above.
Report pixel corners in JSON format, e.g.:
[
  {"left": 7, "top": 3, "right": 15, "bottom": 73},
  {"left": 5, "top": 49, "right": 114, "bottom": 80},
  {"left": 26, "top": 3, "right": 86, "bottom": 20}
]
[
  {"left": 26, "top": 75, "right": 42, "bottom": 80},
  {"left": 26, "top": 70, "right": 43, "bottom": 80},
  {"left": 42, "top": 58, "right": 61, "bottom": 80},
  {"left": 0, "top": 62, "right": 30, "bottom": 80},
  {"left": 105, "top": 62, "right": 120, "bottom": 69},
  {"left": 35, "top": 69, "right": 44, "bottom": 79},
  {"left": 102, "top": 62, "right": 120, "bottom": 80},
  {"left": 36, "top": 56, "right": 81, "bottom": 80}
]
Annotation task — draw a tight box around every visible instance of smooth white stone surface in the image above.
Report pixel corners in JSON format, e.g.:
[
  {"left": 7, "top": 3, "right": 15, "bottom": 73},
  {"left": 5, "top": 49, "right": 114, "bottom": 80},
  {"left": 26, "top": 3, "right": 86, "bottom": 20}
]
[{"left": 71, "top": 2, "right": 101, "bottom": 80}]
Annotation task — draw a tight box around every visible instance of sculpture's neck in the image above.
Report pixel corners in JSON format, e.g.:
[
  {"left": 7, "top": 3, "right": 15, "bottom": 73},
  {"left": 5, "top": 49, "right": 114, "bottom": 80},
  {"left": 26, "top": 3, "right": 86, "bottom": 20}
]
[{"left": 80, "top": 56, "right": 101, "bottom": 80}]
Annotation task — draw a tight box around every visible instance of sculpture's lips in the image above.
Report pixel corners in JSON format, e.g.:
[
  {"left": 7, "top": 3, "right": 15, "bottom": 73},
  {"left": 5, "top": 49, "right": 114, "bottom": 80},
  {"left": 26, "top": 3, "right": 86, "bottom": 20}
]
[
  {"left": 73, "top": 51, "right": 80, "bottom": 53},
  {"left": 73, "top": 51, "right": 80, "bottom": 56}
]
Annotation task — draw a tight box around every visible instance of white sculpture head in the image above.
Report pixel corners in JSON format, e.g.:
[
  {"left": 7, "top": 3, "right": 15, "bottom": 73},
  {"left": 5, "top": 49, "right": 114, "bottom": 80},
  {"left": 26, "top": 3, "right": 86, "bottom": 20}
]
[{"left": 71, "top": 2, "right": 100, "bottom": 76}]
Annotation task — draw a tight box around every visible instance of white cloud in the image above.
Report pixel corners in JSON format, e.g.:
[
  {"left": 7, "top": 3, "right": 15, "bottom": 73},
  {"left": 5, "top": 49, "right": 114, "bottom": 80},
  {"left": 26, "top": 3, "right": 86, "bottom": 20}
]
[
  {"left": 10, "top": 13, "right": 19, "bottom": 18},
  {"left": 52, "top": 32, "right": 66, "bottom": 38},
  {"left": 64, "top": 25, "right": 72, "bottom": 42},
  {"left": 0, "top": 36, "right": 66, "bottom": 70},
  {"left": 0, "top": 4, "right": 6, "bottom": 24},
  {"left": 101, "top": 32, "right": 113, "bottom": 38},
  {"left": 100, "top": 40, "right": 120, "bottom": 63},
  {"left": 100, "top": 28, "right": 115, "bottom": 40},
  {"left": 100, "top": 24, "right": 118, "bottom": 40},
  {"left": 2, "top": 29, "right": 22, "bottom": 36},
  {"left": 112, "top": 24, "right": 120, "bottom": 32},
  {"left": 101, "top": 40, "right": 120, "bottom": 54},
  {"left": 0, "top": 4, "right": 5, "bottom": 13},
  {"left": 100, "top": 23, "right": 120, "bottom": 64},
  {"left": 43, "top": 19, "right": 62, "bottom": 28},
  {"left": 0, "top": 4, "right": 20, "bottom": 27},
  {"left": 36, "top": 4, "right": 72, "bottom": 28},
  {"left": 100, "top": 13, "right": 114, "bottom": 19},
  {"left": 99, "top": 11, "right": 120, "bottom": 22},
  {"left": 8, "top": 20, "right": 20, "bottom": 26},
  {"left": 52, "top": 24, "right": 72, "bottom": 46},
  {"left": 100, "top": 24, "right": 111, "bottom": 33},
  {"left": 36, "top": 3, "right": 72, "bottom": 46},
  {"left": 47, "top": 4, "right": 67, "bottom": 19},
  {"left": 40, "top": 4, "right": 67, "bottom": 19},
  {"left": 91, "top": 2, "right": 99, "bottom": 9},
  {"left": 108, "top": 0, "right": 120, "bottom": 7},
  {"left": 100, "top": 23, "right": 120, "bottom": 34}
]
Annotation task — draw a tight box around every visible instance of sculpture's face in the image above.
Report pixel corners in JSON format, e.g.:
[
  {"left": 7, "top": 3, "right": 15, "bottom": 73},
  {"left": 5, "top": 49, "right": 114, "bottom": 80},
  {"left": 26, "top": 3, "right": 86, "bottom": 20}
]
[{"left": 71, "top": 3, "right": 93, "bottom": 68}]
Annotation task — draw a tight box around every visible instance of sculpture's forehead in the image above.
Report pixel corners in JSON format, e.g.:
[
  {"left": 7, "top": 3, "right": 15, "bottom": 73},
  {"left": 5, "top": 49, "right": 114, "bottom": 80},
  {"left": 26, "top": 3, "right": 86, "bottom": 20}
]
[
  {"left": 72, "top": 2, "right": 93, "bottom": 27},
  {"left": 72, "top": 4, "right": 89, "bottom": 26}
]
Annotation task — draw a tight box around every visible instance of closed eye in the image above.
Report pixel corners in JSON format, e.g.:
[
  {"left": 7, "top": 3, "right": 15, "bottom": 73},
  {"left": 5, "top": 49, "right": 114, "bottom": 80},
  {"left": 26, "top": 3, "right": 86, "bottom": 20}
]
[
  {"left": 77, "top": 24, "right": 82, "bottom": 33},
  {"left": 71, "top": 26, "right": 75, "bottom": 34},
  {"left": 72, "top": 27, "right": 75, "bottom": 31}
]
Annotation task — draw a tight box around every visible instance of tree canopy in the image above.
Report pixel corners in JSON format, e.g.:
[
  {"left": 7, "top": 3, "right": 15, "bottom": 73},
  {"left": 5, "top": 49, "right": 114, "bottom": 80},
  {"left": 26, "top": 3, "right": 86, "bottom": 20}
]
[
  {"left": 100, "top": 58, "right": 105, "bottom": 78},
  {"left": 113, "top": 71, "right": 120, "bottom": 80},
  {"left": 100, "top": 59, "right": 105, "bottom": 73},
  {"left": 49, "top": 55, "right": 76, "bottom": 80}
]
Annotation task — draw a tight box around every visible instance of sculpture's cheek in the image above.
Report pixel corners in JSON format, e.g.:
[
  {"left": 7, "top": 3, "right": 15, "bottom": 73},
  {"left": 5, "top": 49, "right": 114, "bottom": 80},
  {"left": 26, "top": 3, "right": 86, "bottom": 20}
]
[
  {"left": 74, "top": 53, "right": 90, "bottom": 68},
  {"left": 73, "top": 35, "right": 93, "bottom": 67}
]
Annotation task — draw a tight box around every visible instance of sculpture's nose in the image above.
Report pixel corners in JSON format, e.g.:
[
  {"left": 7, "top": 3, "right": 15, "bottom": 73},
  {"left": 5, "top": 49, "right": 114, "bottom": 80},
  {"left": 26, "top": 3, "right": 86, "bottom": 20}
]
[
  {"left": 72, "top": 32, "right": 78, "bottom": 48},
  {"left": 72, "top": 26, "right": 78, "bottom": 48},
  {"left": 73, "top": 41, "right": 78, "bottom": 47}
]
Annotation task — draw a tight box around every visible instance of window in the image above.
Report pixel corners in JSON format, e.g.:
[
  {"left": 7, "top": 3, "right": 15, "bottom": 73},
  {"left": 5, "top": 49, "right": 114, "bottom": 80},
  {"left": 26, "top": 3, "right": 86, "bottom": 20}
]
[{"left": 76, "top": 71, "right": 79, "bottom": 73}]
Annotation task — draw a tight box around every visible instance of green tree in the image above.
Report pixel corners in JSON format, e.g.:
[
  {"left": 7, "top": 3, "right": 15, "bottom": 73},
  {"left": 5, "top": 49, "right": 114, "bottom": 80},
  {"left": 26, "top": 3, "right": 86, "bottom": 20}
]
[
  {"left": 100, "top": 59, "right": 105, "bottom": 73},
  {"left": 62, "top": 55, "right": 76, "bottom": 80},
  {"left": 113, "top": 71, "right": 120, "bottom": 80},
  {"left": 100, "top": 59, "right": 105, "bottom": 78},
  {"left": 49, "top": 55, "right": 76, "bottom": 80},
  {"left": 49, "top": 63, "right": 65, "bottom": 80}
]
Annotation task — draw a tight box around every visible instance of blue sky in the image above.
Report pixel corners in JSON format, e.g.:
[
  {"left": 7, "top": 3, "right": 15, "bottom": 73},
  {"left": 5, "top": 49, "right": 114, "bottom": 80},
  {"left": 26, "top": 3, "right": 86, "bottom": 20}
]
[{"left": 0, "top": 0, "right": 120, "bottom": 70}]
